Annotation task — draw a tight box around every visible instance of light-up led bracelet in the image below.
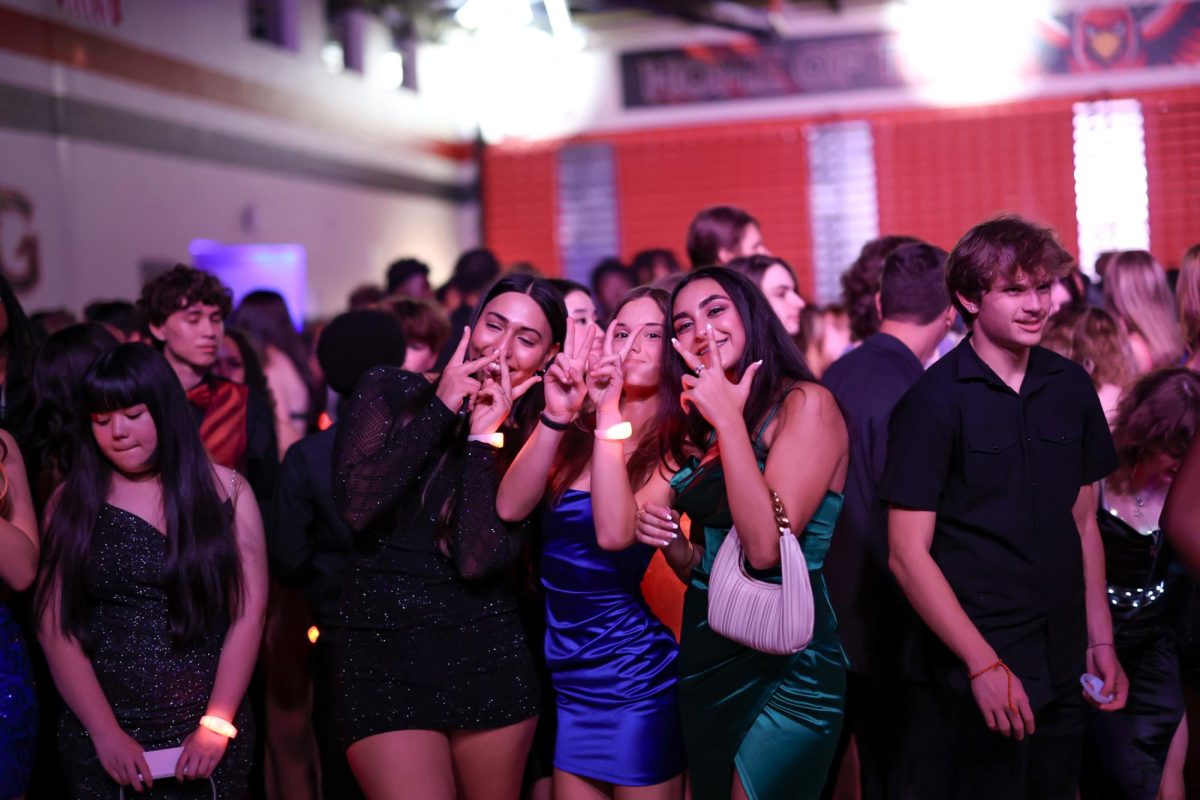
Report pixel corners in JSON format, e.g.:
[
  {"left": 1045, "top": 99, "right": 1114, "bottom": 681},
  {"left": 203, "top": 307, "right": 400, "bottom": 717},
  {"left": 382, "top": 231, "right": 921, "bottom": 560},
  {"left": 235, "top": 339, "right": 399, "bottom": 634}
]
[
  {"left": 467, "top": 432, "right": 505, "bottom": 448},
  {"left": 594, "top": 421, "right": 633, "bottom": 442},
  {"left": 199, "top": 715, "right": 238, "bottom": 739}
]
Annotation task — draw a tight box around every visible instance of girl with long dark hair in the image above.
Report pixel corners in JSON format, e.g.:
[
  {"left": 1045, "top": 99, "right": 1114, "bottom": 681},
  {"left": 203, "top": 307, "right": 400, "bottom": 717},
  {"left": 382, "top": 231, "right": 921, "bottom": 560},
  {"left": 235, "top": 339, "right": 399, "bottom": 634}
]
[
  {"left": 28, "top": 323, "right": 119, "bottom": 506},
  {"left": 496, "top": 286, "right": 685, "bottom": 799},
  {"left": 331, "top": 274, "right": 566, "bottom": 800},
  {"left": 36, "top": 343, "right": 267, "bottom": 798},
  {"left": 0, "top": 431, "right": 40, "bottom": 800},
  {"left": 229, "top": 290, "right": 320, "bottom": 456},
  {"left": 634, "top": 267, "right": 850, "bottom": 800}
]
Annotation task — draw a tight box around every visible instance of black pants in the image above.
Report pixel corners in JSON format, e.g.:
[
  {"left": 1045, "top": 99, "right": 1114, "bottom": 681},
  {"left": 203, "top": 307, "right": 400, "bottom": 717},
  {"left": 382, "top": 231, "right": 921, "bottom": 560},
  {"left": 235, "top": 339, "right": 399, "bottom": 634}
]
[
  {"left": 894, "top": 679, "right": 1088, "bottom": 800},
  {"left": 313, "top": 635, "right": 365, "bottom": 800},
  {"left": 822, "top": 670, "right": 909, "bottom": 800}
]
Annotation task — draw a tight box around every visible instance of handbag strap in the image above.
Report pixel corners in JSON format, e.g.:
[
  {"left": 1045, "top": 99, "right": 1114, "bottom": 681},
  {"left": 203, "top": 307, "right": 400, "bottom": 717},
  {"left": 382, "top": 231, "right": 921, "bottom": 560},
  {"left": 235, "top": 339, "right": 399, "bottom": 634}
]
[{"left": 769, "top": 489, "right": 791, "bottom": 535}]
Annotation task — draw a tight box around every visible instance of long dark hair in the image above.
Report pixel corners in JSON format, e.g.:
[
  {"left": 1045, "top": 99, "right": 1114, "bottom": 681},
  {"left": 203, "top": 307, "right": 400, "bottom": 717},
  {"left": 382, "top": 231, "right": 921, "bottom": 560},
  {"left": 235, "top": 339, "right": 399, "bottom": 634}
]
[
  {"left": 229, "top": 290, "right": 322, "bottom": 424},
  {"left": 657, "top": 267, "right": 815, "bottom": 469},
  {"left": 548, "top": 286, "right": 669, "bottom": 503},
  {"left": 36, "top": 343, "right": 242, "bottom": 647},
  {"left": 28, "top": 323, "right": 119, "bottom": 505},
  {"left": 419, "top": 274, "right": 567, "bottom": 534}
]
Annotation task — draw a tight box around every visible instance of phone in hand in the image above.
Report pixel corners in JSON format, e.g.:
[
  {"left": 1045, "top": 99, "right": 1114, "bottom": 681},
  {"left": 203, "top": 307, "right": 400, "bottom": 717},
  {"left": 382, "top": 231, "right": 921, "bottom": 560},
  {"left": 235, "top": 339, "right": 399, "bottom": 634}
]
[{"left": 143, "top": 746, "right": 184, "bottom": 780}]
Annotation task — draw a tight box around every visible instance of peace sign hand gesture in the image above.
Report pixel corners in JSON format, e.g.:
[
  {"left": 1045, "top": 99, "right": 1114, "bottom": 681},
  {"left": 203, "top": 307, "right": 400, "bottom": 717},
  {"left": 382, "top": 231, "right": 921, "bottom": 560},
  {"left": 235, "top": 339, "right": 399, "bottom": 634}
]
[
  {"left": 436, "top": 327, "right": 500, "bottom": 412},
  {"left": 469, "top": 351, "right": 541, "bottom": 436},
  {"left": 586, "top": 322, "right": 645, "bottom": 418},
  {"left": 673, "top": 324, "right": 762, "bottom": 433},
  {"left": 543, "top": 322, "right": 597, "bottom": 424}
]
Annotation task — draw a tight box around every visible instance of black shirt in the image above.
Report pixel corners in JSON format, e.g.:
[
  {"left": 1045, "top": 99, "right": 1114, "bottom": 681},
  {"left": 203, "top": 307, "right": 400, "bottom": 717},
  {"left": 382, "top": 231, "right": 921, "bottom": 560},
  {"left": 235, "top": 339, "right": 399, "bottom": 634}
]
[
  {"left": 270, "top": 425, "right": 353, "bottom": 628},
  {"left": 822, "top": 333, "right": 926, "bottom": 675},
  {"left": 880, "top": 338, "right": 1117, "bottom": 694}
]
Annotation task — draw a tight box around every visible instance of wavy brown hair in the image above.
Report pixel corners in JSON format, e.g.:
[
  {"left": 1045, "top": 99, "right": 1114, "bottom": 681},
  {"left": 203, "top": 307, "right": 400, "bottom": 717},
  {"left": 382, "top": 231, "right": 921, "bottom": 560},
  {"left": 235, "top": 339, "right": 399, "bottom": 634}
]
[{"left": 1109, "top": 367, "right": 1200, "bottom": 493}]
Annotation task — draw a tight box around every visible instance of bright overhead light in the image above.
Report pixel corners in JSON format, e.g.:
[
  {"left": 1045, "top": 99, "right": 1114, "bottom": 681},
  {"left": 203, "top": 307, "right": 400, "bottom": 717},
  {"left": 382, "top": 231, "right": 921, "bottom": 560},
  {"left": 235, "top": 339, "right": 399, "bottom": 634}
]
[
  {"left": 888, "top": 0, "right": 1050, "bottom": 105},
  {"left": 371, "top": 50, "right": 405, "bottom": 91},
  {"left": 455, "top": 0, "right": 533, "bottom": 32}
]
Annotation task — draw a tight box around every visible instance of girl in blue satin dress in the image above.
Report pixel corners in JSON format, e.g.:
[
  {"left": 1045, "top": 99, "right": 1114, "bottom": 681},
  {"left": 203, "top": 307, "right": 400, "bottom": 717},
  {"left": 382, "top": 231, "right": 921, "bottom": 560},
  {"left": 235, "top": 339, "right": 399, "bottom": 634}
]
[
  {"left": 498, "top": 287, "right": 685, "bottom": 799},
  {"left": 0, "top": 432, "right": 41, "bottom": 800},
  {"left": 634, "top": 267, "right": 850, "bottom": 800}
]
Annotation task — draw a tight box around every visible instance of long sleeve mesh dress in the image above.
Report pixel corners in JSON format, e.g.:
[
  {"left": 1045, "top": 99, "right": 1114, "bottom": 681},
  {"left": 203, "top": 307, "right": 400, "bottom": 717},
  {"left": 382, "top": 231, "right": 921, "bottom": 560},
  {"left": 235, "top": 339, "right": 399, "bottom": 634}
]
[{"left": 330, "top": 368, "right": 539, "bottom": 749}]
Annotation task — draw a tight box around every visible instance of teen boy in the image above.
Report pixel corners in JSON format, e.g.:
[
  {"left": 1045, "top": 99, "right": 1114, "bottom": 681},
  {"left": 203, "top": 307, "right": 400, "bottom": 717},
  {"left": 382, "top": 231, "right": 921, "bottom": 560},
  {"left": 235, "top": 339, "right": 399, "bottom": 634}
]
[
  {"left": 881, "top": 216, "right": 1127, "bottom": 798},
  {"left": 138, "top": 264, "right": 278, "bottom": 504}
]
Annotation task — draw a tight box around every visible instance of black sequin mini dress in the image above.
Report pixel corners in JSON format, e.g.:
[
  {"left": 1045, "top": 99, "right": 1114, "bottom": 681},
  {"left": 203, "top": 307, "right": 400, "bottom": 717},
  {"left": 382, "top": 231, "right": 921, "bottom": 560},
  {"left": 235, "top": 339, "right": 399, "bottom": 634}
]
[
  {"left": 57, "top": 504, "right": 253, "bottom": 799},
  {"left": 331, "top": 368, "right": 539, "bottom": 748}
]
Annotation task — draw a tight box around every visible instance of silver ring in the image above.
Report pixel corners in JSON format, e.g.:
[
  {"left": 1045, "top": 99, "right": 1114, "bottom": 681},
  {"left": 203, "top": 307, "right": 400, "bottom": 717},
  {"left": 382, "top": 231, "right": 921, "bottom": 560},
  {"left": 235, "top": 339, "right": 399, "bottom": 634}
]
[
  {"left": 137, "top": 772, "right": 144, "bottom": 781},
  {"left": 695, "top": 364, "right": 706, "bottom": 374}
]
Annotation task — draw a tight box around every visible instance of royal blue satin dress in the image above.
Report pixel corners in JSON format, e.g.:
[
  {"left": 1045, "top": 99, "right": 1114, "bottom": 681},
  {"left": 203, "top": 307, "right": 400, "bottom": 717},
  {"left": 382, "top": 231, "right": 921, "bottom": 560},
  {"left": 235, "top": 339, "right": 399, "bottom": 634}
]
[
  {"left": 540, "top": 491, "right": 686, "bottom": 786},
  {"left": 0, "top": 601, "right": 37, "bottom": 800}
]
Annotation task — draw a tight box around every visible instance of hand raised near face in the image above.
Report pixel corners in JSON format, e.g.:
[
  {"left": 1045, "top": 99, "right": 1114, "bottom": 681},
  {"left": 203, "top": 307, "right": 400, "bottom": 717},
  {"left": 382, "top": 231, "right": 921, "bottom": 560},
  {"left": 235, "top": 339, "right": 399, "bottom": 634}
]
[
  {"left": 468, "top": 351, "right": 541, "bottom": 437},
  {"left": 543, "top": 321, "right": 596, "bottom": 424},
  {"left": 673, "top": 324, "right": 762, "bottom": 432},
  {"left": 586, "top": 322, "right": 644, "bottom": 419},
  {"left": 436, "top": 327, "right": 500, "bottom": 413}
]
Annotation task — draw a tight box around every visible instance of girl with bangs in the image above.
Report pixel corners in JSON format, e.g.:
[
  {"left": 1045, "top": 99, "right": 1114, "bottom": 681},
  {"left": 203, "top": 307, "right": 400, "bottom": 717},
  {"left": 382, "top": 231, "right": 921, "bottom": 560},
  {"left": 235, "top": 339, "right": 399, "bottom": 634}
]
[
  {"left": 36, "top": 343, "right": 267, "bottom": 799},
  {"left": 497, "top": 286, "right": 685, "bottom": 800}
]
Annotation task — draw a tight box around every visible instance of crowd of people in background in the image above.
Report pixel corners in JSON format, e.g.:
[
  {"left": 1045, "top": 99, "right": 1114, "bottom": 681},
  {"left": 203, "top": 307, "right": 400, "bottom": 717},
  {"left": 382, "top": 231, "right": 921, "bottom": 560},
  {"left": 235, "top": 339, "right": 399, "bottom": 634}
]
[{"left": 0, "top": 204, "right": 1199, "bottom": 800}]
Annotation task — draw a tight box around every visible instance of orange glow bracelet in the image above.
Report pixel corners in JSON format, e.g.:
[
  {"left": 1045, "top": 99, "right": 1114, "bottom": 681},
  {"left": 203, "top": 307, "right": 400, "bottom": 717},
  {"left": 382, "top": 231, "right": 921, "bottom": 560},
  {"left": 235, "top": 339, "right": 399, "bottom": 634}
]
[
  {"left": 199, "top": 715, "right": 238, "bottom": 739},
  {"left": 467, "top": 432, "right": 505, "bottom": 448}
]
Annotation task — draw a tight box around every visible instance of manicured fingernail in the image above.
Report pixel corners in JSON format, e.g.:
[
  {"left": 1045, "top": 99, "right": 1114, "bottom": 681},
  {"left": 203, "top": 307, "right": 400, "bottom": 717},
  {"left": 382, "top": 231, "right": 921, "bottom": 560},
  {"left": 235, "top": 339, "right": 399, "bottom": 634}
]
[
  {"left": 670, "top": 532, "right": 678, "bottom": 539},
  {"left": 671, "top": 338, "right": 680, "bottom": 347}
]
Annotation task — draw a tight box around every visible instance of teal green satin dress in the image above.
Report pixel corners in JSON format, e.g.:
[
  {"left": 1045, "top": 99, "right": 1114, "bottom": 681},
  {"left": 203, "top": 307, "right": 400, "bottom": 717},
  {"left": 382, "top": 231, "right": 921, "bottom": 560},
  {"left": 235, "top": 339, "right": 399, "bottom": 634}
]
[{"left": 671, "top": 437, "right": 847, "bottom": 800}]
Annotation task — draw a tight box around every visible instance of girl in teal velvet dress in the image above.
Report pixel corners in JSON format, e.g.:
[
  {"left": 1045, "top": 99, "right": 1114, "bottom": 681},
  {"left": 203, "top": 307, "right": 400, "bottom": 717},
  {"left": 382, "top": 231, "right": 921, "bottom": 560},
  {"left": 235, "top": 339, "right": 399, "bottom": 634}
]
[{"left": 634, "top": 267, "right": 850, "bottom": 800}]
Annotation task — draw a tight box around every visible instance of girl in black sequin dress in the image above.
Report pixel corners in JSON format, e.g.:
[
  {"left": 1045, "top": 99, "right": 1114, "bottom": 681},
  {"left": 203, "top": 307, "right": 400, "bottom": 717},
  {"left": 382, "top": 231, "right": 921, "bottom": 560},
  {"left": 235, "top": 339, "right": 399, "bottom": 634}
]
[
  {"left": 36, "top": 344, "right": 268, "bottom": 799},
  {"left": 332, "top": 275, "right": 565, "bottom": 800}
]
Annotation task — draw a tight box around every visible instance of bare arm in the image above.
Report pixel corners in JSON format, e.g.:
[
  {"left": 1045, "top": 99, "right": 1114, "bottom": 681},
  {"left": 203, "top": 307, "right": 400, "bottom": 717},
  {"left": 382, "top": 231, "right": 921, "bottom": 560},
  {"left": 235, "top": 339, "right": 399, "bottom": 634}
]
[
  {"left": 1075, "top": 484, "right": 1127, "bottom": 709},
  {"left": 206, "top": 474, "right": 268, "bottom": 724},
  {"left": 174, "top": 470, "right": 269, "bottom": 782},
  {"left": 591, "top": 408, "right": 639, "bottom": 551},
  {"left": 39, "top": 583, "right": 154, "bottom": 790},
  {"left": 1164, "top": 433, "right": 1200, "bottom": 574},
  {"left": 496, "top": 420, "right": 565, "bottom": 522},
  {"left": 0, "top": 431, "right": 38, "bottom": 591}
]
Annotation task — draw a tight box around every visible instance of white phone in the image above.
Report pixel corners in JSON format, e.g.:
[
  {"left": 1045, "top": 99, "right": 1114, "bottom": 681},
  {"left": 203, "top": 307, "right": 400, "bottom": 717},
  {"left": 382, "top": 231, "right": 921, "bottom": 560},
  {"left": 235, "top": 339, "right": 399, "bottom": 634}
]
[{"left": 143, "top": 745, "right": 184, "bottom": 779}]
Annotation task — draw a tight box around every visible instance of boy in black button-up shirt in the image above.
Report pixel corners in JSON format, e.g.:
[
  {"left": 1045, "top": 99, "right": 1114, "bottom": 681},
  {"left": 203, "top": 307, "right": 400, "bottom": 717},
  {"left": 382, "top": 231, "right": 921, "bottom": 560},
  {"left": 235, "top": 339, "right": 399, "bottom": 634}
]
[{"left": 881, "top": 216, "right": 1125, "bottom": 799}]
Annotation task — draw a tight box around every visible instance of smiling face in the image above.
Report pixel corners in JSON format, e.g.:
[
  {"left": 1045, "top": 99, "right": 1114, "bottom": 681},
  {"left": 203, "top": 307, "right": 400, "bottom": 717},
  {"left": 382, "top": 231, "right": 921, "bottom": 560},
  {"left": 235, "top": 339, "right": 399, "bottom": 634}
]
[
  {"left": 564, "top": 290, "right": 597, "bottom": 331},
  {"left": 759, "top": 263, "right": 805, "bottom": 336},
  {"left": 92, "top": 403, "right": 159, "bottom": 475},
  {"left": 149, "top": 302, "right": 224, "bottom": 372},
  {"left": 611, "top": 297, "right": 665, "bottom": 389},
  {"left": 968, "top": 269, "right": 1053, "bottom": 353},
  {"left": 671, "top": 277, "right": 747, "bottom": 370},
  {"left": 468, "top": 290, "right": 557, "bottom": 384}
]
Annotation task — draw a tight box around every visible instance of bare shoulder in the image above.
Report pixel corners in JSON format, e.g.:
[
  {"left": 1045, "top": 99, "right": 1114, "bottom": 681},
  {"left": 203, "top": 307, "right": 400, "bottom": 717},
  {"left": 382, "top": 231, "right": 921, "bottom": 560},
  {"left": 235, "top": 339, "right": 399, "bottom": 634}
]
[{"left": 781, "top": 382, "right": 843, "bottom": 426}]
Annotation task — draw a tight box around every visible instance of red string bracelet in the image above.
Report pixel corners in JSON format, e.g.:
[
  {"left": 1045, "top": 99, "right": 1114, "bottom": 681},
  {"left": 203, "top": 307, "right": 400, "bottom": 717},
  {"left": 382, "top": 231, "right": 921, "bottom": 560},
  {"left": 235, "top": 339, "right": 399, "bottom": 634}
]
[{"left": 968, "top": 659, "right": 1018, "bottom": 715}]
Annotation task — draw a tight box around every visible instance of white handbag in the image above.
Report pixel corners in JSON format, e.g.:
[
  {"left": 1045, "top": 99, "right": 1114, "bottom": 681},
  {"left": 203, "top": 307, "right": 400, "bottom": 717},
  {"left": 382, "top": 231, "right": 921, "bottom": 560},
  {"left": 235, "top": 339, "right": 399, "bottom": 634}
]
[{"left": 707, "top": 490, "right": 814, "bottom": 655}]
